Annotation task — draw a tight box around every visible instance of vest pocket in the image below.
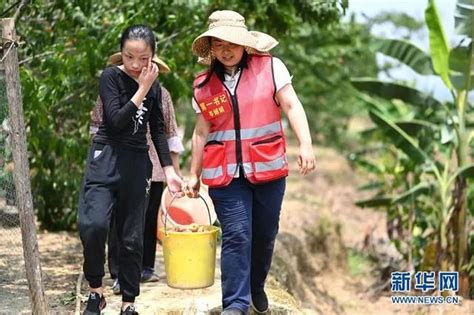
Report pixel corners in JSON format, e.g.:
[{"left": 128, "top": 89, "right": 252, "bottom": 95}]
[
  {"left": 202, "top": 141, "right": 232, "bottom": 187},
  {"left": 249, "top": 135, "right": 288, "bottom": 183}
]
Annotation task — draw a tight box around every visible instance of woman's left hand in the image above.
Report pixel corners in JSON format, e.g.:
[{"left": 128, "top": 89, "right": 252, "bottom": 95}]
[{"left": 298, "top": 143, "right": 315, "bottom": 175}]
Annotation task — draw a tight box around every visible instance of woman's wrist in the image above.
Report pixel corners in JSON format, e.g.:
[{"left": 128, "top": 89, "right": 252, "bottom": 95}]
[
  {"left": 131, "top": 87, "right": 149, "bottom": 108},
  {"left": 163, "top": 165, "right": 174, "bottom": 174},
  {"left": 299, "top": 140, "right": 313, "bottom": 147},
  {"left": 188, "top": 169, "right": 201, "bottom": 179}
]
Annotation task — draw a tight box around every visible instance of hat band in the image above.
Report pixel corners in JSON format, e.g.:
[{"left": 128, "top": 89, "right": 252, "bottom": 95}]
[{"left": 209, "top": 21, "right": 248, "bottom": 30}]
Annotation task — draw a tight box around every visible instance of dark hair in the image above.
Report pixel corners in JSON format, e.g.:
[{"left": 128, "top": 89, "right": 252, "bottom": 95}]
[
  {"left": 120, "top": 25, "right": 156, "bottom": 56},
  {"left": 197, "top": 51, "right": 249, "bottom": 88}
]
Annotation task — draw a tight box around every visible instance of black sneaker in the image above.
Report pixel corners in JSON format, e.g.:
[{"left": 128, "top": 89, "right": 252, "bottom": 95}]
[
  {"left": 83, "top": 292, "right": 106, "bottom": 315},
  {"left": 251, "top": 291, "right": 268, "bottom": 313},
  {"left": 120, "top": 305, "right": 138, "bottom": 315}
]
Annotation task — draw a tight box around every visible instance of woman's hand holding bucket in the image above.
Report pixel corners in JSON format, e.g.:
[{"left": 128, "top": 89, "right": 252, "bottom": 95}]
[
  {"left": 163, "top": 166, "right": 184, "bottom": 196},
  {"left": 183, "top": 175, "right": 200, "bottom": 198}
]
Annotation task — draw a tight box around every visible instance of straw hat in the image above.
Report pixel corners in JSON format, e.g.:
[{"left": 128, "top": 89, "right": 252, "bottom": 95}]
[
  {"left": 107, "top": 52, "right": 171, "bottom": 73},
  {"left": 192, "top": 10, "right": 279, "bottom": 65}
]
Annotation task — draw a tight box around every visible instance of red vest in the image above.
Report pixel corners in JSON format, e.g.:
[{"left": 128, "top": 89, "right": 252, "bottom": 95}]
[{"left": 193, "top": 55, "right": 288, "bottom": 187}]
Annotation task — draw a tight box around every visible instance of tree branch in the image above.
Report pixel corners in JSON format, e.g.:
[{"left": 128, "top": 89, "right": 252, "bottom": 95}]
[
  {"left": 13, "top": 0, "right": 30, "bottom": 23},
  {"left": 0, "top": 0, "right": 21, "bottom": 18},
  {"left": 19, "top": 47, "right": 75, "bottom": 65}
]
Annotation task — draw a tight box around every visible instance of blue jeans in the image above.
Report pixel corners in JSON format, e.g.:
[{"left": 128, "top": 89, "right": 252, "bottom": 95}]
[{"left": 209, "top": 176, "right": 286, "bottom": 312}]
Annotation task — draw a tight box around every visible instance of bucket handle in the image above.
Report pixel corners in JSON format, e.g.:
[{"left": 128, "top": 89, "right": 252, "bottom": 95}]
[{"left": 163, "top": 191, "right": 212, "bottom": 236}]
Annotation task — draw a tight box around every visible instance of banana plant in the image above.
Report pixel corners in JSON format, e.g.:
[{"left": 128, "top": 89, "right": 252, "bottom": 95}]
[{"left": 350, "top": 0, "right": 473, "bottom": 294}]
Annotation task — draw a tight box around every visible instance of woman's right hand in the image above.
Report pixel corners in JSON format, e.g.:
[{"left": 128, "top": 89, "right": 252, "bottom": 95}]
[
  {"left": 163, "top": 166, "right": 183, "bottom": 196},
  {"left": 183, "top": 175, "right": 200, "bottom": 198},
  {"left": 138, "top": 58, "right": 159, "bottom": 91}
]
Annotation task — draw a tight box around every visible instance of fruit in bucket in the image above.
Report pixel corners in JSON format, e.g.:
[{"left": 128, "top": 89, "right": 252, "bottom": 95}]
[
  {"left": 168, "top": 223, "right": 209, "bottom": 233},
  {"left": 189, "top": 223, "right": 199, "bottom": 232}
]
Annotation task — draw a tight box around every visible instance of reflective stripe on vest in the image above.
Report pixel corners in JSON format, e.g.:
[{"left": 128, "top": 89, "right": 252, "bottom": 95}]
[
  {"left": 207, "top": 121, "right": 282, "bottom": 142},
  {"left": 254, "top": 155, "right": 287, "bottom": 172},
  {"left": 202, "top": 165, "right": 223, "bottom": 180},
  {"left": 201, "top": 154, "right": 286, "bottom": 180}
]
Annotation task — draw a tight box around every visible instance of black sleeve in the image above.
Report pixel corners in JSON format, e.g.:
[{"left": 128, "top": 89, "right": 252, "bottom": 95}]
[
  {"left": 149, "top": 84, "right": 172, "bottom": 167},
  {"left": 99, "top": 68, "right": 137, "bottom": 131}
]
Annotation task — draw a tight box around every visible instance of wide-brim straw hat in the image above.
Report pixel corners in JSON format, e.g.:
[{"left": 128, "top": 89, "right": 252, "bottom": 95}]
[
  {"left": 192, "top": 10, "right": 279, "bottom": 65},
  {"left": 107, "top": 52, "right": 171, "bottom": 73}
]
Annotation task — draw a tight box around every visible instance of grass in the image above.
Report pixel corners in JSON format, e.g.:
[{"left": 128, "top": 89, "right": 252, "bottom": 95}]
[
  {"left": 347, "top": 248, "right": 374, "bottom": 277},
  {"left": 60, "top": 291, "right": 77, "bottom": 306}
]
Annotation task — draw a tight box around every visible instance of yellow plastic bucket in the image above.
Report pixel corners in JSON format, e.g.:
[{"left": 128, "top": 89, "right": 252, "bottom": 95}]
[{"left": 160, "top": 194, "right": 219, "bottom": 289}]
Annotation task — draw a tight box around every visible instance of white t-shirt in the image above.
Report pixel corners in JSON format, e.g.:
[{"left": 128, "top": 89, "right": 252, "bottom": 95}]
[{"left": 192, "top": 57, "right": 292, "bottom": 113}]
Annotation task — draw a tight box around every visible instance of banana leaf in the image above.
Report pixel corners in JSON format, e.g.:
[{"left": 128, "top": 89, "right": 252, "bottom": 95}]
[
  {"left": 396, "top": 120, "right": 436, "bottom": 136},
  {"left": 351, "top": 78, "right": 443, "bottom": 109},
  {"left": 356, "top": 196, "right": 392, "bottom": 208},
  {"left": 455, "top": 0, "right": 474, "bottom": 38},
  {"left": 449, "top": 44, "right": 474, "bottom": 91},
  {"left": 449, "top": 164, "right": 474, "bottom": 185},
  {"left": 360, "top": 120, "right": 433, "bottom": 139},
  {"left": 349, "top": 157, "right": 384, "bottom": 174},
  {"left": 371, "top": 38, "right": 433, "bottom": 75},
  {"left": 358, "top": 182, "right": 434, "bottom": 208},
  {"left": 392, "top": 182, "right": 434, "bottom": 204},
  {"left": 369, "top": 110, "right": 429, "bottom": 164},
  {"left": 449, "top": 45, "right": 472, "bottom": 72},
  {"left": 358, "top": 181, "right": 386, "bottom": 191},
  {"left": 426, "top": 0, "right": 452, "bottom": 89},
  {"left": 451, "top": 73, "right": 474, "bottom": 91}
]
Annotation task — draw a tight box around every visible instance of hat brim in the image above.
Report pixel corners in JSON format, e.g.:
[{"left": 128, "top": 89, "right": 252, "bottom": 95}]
[
  {"left": 107, "top": 52, "right": 171, "bottom": 73},
  {"left": 192, "top": 27, "right": 278, "bottom": 64}
]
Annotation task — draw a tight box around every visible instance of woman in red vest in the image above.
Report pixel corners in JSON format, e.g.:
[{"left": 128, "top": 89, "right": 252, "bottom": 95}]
[{"left": 185, "top": 10, "right": 315, "bottom": 314}]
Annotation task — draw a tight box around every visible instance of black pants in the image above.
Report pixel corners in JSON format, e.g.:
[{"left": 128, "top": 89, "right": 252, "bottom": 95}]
[
  {"left": 78, "top": 143, "right": 151, "bottom": 303},
  {"left": 108, "top": 181, "right": 164, "bottom": 278}
]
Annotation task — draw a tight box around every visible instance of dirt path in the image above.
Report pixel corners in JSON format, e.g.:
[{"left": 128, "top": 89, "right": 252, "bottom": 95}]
[
  {"left": 1, "top": 144, "right": 472, "bottom": 314},
  {"left": 0, "top": 228, "right": 82, "bottom": 313},
  {"left": 281, "top": 146, "right": 473, "bottom": 315}
]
